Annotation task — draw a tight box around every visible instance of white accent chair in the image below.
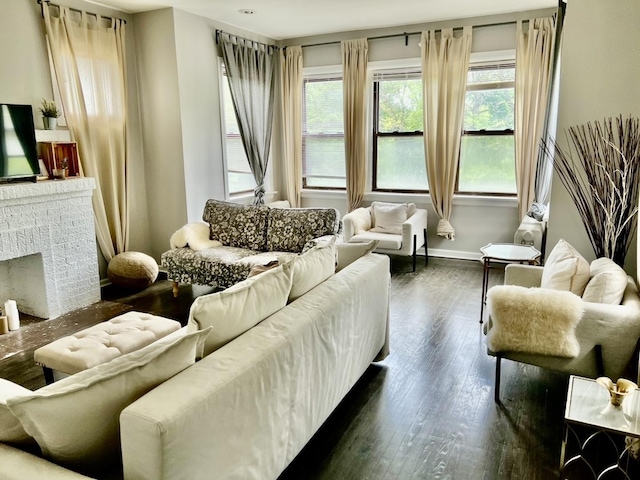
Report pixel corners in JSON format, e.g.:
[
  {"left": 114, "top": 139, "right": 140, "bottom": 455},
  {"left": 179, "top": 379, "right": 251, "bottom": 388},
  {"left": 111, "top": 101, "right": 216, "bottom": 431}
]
[{"left": 342, "top": 202, "right": 428, "bottom": 272}]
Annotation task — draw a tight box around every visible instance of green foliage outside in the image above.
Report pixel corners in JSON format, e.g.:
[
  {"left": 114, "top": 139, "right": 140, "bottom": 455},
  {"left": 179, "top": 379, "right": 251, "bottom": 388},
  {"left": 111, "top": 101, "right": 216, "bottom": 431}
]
[{"left": 378, "top": 78, "right": 423, "bottom": 133}]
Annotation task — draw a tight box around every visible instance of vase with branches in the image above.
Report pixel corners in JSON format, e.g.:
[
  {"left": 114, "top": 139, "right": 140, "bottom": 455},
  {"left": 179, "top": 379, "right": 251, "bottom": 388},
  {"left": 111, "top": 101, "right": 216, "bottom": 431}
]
[{"left": 541, "top": 115, "right": 640, "bottom": 267}]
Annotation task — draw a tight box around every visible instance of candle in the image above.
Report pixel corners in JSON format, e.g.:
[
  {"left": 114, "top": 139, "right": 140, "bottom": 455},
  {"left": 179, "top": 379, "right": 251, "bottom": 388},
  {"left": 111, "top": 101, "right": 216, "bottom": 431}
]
[
  {"left": 0, "top": 316, "right": 8, "bottom": 334},
  {"left": 4, "top": 300, "right": 19, "bottom": 331}
]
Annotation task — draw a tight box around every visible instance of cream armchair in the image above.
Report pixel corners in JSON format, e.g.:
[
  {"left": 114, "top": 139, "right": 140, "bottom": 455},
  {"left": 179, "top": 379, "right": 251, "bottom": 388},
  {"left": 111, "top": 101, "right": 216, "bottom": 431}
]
[
  {"left": 342, "top": 203, "right": 428, "bottom": 271},
  {"left": 484, "top": 263, "right": 640, "bottom": 403}
]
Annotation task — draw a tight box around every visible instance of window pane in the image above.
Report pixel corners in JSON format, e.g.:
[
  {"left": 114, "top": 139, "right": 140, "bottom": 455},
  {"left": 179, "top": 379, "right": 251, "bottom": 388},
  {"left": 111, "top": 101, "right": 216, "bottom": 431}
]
[
  {"left": 303, "top": 136, "right": 346, "bottom": 188},
  {"left": 467, "top": 66, "right": 515, "bottom": 85},
  {"left": 463, "top": 87, "right": 514, "bottom": 131},
  {"left": 376, "top": 137, "right": 428, "bottom": 191},
  {"left": 228, "top": 172, "right": 256, "bottom": 194},
  {"left": 226, "top": 136, "right": 251, "bottom": 174},
  {"left": 378, "top": 78, "right": 423, "bottom": 133},
  {"left": 303, "top": 78, "right": 345, "bottom": 188},
  {"left": 458, "top": 135, "right": 516, "bottom": 194}
]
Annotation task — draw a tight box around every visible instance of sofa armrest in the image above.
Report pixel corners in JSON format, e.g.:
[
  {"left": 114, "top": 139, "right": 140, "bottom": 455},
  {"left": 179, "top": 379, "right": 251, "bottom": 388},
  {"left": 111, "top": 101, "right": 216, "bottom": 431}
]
[
  {"left": 401, "top": 209, "right": 427, "bottom": 251},
  {"left": 0, "top": 443, "right": 94, "bottom": 480},
  {"left": 504, "top": 264, "right": 543, "bottom": 288},
  {"left": 342, "top": 208, "right": 371, "bottom": 242}
]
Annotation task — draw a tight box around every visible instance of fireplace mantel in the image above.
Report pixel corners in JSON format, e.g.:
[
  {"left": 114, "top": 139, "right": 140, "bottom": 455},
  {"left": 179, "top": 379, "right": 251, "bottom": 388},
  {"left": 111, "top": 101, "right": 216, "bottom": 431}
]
[{"left": 0, "top": 178, "right": 100, "bottom": 319}]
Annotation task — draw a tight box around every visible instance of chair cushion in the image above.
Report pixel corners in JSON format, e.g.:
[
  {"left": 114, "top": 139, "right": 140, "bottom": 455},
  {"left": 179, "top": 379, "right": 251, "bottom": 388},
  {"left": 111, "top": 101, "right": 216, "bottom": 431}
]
[
  {"left": 350, "top": 231, "right": 402, "bottom": 250},
  {"left": 7, "top": 328, "right": 210, "bottom": 477},
  {"left": 266, "top": 207, "right": 340, "bottom": 253},
  {"left": 582, "top": 257, "right": 628, "bottom": 305},
  {"left": 187, "top": 262, "right": 293, "bottom": 356},
  {"left": 370, "top": 203, "right": 407, "bottom": 235},
  {"left": 289, "top": 241, "right": 337, "bottom": 301},
  {"left": 337, "top": 240, "right": 379, "bottom": 272},
  {"left": 0, "top": 379, "right": 32, "bottom": 446},
  {"left": 203, "top": 199, "right": 270, "bottom": 251},
  {"left": 541, "top": 239, "right": 590, "bottom": 296}
]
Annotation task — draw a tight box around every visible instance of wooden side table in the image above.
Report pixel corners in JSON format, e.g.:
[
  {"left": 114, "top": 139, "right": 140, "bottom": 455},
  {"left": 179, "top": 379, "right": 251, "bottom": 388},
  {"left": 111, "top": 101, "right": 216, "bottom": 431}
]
[
  {"left": 560, "top": 375, "right": 640, "bottom": 479},
  {"left": 479, "top": 243, "right": 540, "bottom": 323}
]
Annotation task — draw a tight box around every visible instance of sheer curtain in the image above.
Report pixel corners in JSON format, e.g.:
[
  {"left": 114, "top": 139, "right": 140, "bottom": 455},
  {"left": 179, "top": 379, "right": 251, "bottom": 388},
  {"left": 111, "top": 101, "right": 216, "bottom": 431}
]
[
  {"left": 220, "top": 32, "right": 277, "bottom": 205},
  {"left": 43, "top": 3, "right": 128, "bottom": 262},
  {"left": 280, "top": 46, "right": 303, "bottom": 207},
  {"left": 515, "top": 17, "right": 557, "bottom": 218},
  {"left": 342, "top": 38, "right": 368, "bottom": 212},
  {"left": 421, "top": 27, "right": 472, "bottom": 240}
]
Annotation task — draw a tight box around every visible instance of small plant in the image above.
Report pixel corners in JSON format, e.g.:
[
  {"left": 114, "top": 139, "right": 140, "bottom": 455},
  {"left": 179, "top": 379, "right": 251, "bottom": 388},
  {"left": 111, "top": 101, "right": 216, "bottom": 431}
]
[{"left": 39, "top": 98, "right": 61, "bottom": 118}]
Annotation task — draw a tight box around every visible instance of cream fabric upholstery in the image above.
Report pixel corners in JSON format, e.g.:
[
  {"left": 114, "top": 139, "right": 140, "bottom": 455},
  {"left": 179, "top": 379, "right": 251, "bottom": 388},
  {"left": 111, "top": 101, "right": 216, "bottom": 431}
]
[
  {"left": 34, "top": 312, "right": 181, "bottom": 375},
  {"left": 541, "top": 239, "right": 590, "bottom": 295},
  {"left": 0, "top": 443, "right": 92, "bottom": 480},
  {"left": 119, "top": 253, "right": 390, "bottom": 480},
  {"left": 582, "top": 257, "right": 628, "bottom": 305},
  {"left": 289, "top": 242, "right": 336, "bottom": 301},
  {"left": 349, "top": 231, "right": 402, "bottom": 250},
  {"left": 336, "top": 240, "right": 378, "bottom": 272},
  {"left": 0, "top": 379, "right": 32, "bottom": 445}
]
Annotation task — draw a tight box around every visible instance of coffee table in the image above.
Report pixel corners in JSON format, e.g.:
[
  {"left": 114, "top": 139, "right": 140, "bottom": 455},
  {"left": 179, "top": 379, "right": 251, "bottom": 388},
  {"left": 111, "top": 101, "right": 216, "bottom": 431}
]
[
  {"left": 560, "top": 375, "right": 640, "bottom": 479},
  {"left": 479, "top": 243, "right": 541, "bottom": 323}
]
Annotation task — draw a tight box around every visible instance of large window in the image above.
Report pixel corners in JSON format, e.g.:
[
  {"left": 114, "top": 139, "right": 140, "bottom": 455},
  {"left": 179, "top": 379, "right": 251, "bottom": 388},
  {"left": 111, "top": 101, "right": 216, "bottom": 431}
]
[
  {"left": 458, "top": 64, "right": 516, "bottom": 194},
  {"left": 302, "top": 77, "right": 345, "bottom": 189},
  {"left": 373, "top": 71, "right": 428, "bottom": 192},
  {"left": 221, "top": 66, "right": 255, "bottom": 195}
]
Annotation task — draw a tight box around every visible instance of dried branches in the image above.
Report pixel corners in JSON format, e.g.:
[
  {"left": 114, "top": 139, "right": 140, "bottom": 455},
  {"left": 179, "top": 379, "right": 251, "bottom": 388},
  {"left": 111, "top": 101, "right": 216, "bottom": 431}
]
[{"left": 541, "top": 116, "right": 640, "bottom": 266}]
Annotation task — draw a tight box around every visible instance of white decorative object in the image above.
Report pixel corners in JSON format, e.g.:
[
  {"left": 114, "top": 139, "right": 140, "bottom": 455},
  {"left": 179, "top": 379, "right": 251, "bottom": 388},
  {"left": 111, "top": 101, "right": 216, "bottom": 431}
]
[
  {"left": 0, "top": 316, "right": 8, "bottom": 334},
  {"left": 4, "top": 300, "right": 19, "bottom": 331}
]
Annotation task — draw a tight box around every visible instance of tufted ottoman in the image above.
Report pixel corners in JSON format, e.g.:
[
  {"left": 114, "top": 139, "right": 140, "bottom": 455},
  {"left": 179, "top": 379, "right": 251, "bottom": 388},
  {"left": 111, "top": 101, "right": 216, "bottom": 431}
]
[{"left": 34, "top": 311, "right": 182, "bottom": 384}]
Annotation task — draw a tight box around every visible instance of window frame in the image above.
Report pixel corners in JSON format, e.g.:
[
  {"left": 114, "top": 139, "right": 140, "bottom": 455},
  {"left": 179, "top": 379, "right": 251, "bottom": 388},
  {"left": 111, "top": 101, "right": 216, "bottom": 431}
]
[{"left": 301, "top": 73, "right": 346, "bottom": 191}]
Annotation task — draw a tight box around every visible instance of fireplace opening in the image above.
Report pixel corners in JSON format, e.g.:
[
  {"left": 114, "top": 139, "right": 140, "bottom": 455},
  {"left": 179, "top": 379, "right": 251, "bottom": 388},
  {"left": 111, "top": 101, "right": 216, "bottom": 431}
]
[{"left": 0, "top": 253, "right": 49, "bottom": 319}]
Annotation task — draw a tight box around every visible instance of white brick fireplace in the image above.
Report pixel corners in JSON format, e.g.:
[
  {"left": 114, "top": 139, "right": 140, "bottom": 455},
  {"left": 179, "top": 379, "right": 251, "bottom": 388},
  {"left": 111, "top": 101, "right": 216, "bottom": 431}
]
[{"left": 0, "top": 178, "right": 100, "bottom": 319}]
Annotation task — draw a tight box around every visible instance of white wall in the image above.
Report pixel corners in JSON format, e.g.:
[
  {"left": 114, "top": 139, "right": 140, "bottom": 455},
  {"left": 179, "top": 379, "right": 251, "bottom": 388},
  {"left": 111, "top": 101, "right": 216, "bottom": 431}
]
[
  {"left": 547, "top": 0, "right": 640, "bottom": 278},
  {"left": 284, "top": 10, "right": 554, "bottom": 259}
]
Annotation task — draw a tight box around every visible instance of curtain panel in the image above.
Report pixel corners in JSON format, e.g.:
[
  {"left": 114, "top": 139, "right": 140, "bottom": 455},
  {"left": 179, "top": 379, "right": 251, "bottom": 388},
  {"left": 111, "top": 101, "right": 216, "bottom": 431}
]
[
  {"left": 43, "top": 3, "right": 129, "bottom": 262},
  {"left": 341, "top": 38, "right": 369, "bottom": 212},
  {"left": 515, "top": 17, "right": 557, "bottom": 219},
  {"left": 421, "top": 27, "right": 472, "bottom": 240},
  {"left": 280, "top": 46, "right": 303, "bottom": 208},
  {"left": 219, "top": 32, "right": 277, "bottom": 205}
]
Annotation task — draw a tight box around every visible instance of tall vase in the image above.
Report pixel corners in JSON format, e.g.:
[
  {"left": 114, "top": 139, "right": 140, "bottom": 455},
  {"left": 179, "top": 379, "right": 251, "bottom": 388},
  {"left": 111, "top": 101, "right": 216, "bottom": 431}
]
[{"left": 43, "top": 117, "right": 57, "bottom": 130}]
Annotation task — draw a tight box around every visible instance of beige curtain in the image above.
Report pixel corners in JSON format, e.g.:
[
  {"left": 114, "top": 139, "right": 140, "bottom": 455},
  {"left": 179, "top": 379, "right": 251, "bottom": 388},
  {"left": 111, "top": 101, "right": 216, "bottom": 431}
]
[
  {"left": 43, "top": 4, "right": 128, "bottom": 262},
  {"left": 421, "top": 27, "right": 472, "bottom": 240},
  {"left": 280, "top": 46, "right": 303, "bottom": 207},
  {"left": 515, "top": 17, "right": 557, "bottom": 219},
  {"left": 342, "top": 38, "right": 368, "bottom": 212}
]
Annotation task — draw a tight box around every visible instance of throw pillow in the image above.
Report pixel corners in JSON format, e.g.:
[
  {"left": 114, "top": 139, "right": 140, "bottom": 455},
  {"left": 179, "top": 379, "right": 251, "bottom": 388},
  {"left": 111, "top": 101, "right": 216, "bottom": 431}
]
[
  {"left": 541, "top": 239, "right": 590, "bottom": 296},
  {"left": 348, "top": 207, "right": 372, "bottom": 235},
  {"left": 337, "top": 240, "right": 379, "bottom": 272},
  {"left": 265, "top": 207, "right": 340, "bottom": 253},
  {"left": 0, "top": 379, "right": 32, "bottom": 446},
  {"left": 289, "top": 241, "right": 337, "bottom": 301},
  {"left": 487, "top": 285, "right": 583, "bottom": 358},
  {"left": 188, "top": 262, "right": 293, "bottom": 356},
  {"left": 370, "top": 204, "right": 407, "bottom": 235},
  {"left": 202, "top": 199, "right": 270, "bottom": 251},
  {"left": 7, "top": 328, "right": 211, "bottom": 476},
  {"left": 582, "top": 257, "right": 628, "bottom": 304},
  {"left": 370, "top": 201, "right": 417, "bottom": 222}
]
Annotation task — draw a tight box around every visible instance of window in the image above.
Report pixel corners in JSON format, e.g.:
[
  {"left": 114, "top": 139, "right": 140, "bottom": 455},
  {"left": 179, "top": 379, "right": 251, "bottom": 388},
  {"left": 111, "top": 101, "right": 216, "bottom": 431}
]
[
  {"left": 221, "top": 66, "right": 255, "bottom": 195},
  {"left": 458, "top": 64, "right": 516, "bottom": 194},
  {"left": 302, "top": 77, "right": 345, "bottom": 189},
  {"left": 373, "top": 71, "right": 428, "bottom": 192}
]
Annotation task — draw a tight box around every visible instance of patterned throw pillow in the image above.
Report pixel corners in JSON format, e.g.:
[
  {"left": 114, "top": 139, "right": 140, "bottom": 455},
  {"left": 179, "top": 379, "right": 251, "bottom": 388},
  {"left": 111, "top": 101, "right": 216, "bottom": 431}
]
[
  {"left": 266, "top": 207, "right": 340, "bottom": 253},
  {"left": 202, "top": 199, "right": 269, "bottom": 251}
]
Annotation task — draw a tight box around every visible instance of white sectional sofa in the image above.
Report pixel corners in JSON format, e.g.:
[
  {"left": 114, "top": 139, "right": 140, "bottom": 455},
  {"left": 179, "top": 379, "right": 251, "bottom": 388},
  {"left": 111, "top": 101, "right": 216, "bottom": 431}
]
[{"left": 0, "top": 248, "right": 390, "bottom": 479}]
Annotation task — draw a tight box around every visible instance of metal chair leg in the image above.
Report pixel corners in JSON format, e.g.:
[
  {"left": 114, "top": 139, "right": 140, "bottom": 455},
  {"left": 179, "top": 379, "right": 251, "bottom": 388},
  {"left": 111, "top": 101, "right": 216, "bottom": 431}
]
[
  {"left": 412, "top": 234, "right": 417, "bottom": 272},
  {"left": 423, "top": 228, "right": 428, "bottom": 266},
  {"left": 494, "top": 355, "right": 502, "bottom": 403}
]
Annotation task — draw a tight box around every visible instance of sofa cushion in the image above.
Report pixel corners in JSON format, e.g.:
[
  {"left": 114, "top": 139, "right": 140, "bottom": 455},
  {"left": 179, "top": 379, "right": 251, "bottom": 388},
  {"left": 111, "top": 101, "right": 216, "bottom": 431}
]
[
  {"left": 188, "top": 262, "right": 294, "bottom": 356},
  {"left": 266, "top": 207, "right": 340, "bottom": 253},
  {"left": 582, "top": 257, "right": 628, "bottom": 305},
  {"left": 203, "top": 199, "right": 269, "bottom": 251},
  {"left": 7, "top": 328, "right": 210, "bottom": 476},
  {"left": 370, "top": 203, "right": 407, "bottom": 235},
  {"left": 541, "top": 239, "right": 590, "bottom": 296},
  {"left": 289, "top": 242, "right": 337, "bottom": 302},
  {"left": 349, "top": 231, "right": 402, "bottom": 250},
  {"left": 0, "top": 379, "right": 32, "bottom": 446},
  {"left": 337, "top": 240, "right": 379, "bottom": 272}
]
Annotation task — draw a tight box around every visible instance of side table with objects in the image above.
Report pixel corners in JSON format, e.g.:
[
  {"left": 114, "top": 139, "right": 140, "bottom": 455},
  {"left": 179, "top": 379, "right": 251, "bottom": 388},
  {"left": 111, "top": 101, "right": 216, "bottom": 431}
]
[{"left": 479, "top": 243, "right": 541, "bottom": 323}]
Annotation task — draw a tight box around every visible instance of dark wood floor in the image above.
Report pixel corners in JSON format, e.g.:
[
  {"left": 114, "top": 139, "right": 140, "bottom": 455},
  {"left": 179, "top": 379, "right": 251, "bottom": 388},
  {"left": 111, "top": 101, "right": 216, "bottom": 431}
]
[{"left": 0, "top": 257, "right": 628, "bottom": 479}]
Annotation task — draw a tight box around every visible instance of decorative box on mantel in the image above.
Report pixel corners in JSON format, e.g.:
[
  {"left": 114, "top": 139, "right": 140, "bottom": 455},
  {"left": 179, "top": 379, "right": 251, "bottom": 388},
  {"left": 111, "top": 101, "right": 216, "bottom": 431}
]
[{"left": 0, "top": 178, "right": 100, "bottom": 319}]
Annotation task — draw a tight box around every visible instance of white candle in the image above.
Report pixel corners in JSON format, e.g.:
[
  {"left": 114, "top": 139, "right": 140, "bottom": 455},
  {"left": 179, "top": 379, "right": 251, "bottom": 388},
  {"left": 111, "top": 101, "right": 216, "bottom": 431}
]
[{"left": 4, "top": 300, "right": 19, "bottom": 331}]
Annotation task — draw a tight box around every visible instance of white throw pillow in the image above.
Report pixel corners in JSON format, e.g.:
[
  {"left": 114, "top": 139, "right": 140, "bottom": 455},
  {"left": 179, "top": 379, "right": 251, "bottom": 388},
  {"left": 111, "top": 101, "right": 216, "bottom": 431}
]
[
  {"left": 541, "top": 239, "right": 590, "bottom": 296},
  {"left": 7, "top": 328, "right": 211, "bottom": 476},
  {"left": 188, "top": 263, "right": 293, "bottom": 356},
  {"left": 337, "top": 240, "right": 379, "bottom": 272},
  {"left": 0, "top": 379, "right": 32, "bottom": 445},
  {"left": 370, "top": 201, "right": 417, "bottom": 221},
  {"left": 370, "top": 204, "right": 408, "bottom": 235},
  {"left": 582, "top": 257, "right": 628, "bottom": 304},
  {"left": 289, "top": 242, "right": 337, "bottom": 301}
]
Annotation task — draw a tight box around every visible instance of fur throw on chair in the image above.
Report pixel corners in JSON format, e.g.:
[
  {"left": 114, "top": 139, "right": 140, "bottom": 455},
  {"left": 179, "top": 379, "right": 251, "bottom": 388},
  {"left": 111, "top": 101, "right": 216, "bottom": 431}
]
[
  {"left": 487, "top": 285, "right": 584, "bottom": 358},
  {"left": 170, "top": 223, "right": 222, "bottom": 251}
]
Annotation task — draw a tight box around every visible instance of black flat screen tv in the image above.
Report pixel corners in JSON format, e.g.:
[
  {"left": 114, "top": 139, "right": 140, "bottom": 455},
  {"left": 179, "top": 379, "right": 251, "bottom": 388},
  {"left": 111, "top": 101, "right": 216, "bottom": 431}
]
[{"left": 0, "top": 104, "right": 39, "bottom": 182}]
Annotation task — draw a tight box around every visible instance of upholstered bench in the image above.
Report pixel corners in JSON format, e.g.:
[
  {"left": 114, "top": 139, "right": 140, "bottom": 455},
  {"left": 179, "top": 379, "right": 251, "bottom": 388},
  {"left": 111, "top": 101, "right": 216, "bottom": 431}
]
[{"left": 34, "top": 311, "right": 182, "bottom": 384}]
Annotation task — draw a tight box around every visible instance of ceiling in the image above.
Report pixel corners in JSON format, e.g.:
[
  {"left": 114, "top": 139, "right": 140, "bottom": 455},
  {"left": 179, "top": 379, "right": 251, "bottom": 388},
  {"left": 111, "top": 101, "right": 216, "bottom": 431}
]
[{"left": 87, "top": 0, "right": 557, "bottom": 40}]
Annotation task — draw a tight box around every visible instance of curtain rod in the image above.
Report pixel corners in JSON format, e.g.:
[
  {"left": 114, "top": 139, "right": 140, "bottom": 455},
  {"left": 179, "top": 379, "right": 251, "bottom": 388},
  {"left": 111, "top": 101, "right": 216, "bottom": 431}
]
[
  {"left": 298, "top": 19, "right": 531, "bottom": 49},
  {"left": 37, "top": 0, "right": 127, "bottom": 24},
  {"left": 215, "top": 29, "right": 279, "bottom": 51}
]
